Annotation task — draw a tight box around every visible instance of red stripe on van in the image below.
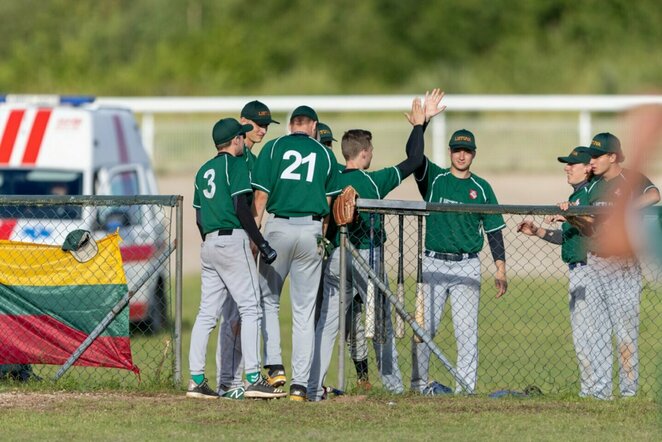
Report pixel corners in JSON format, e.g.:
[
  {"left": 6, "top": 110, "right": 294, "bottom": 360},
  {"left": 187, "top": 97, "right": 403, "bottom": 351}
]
[
  {"left": 0, "top": 110, "right": 25, "bottom": 164},
  {"left": 120, "top": 244, "right": 157, "bottom": 262},
  {"left": 22, "top": 109, "right": 52, "bottom": 165},
  {"left": 0, "top": 220, "right": 17, "bottom": 240},
  {"left": 113, "top": 115, "right": 129, "bottom": 163}
]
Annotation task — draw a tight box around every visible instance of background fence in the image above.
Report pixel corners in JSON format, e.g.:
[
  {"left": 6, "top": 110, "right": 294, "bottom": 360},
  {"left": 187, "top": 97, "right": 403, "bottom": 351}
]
[
  {"left": 0, "top": 195, "right": 182, "bottom": 388},
  {"left": 338, "top": 200, "right": 662, "bottom": 397}
]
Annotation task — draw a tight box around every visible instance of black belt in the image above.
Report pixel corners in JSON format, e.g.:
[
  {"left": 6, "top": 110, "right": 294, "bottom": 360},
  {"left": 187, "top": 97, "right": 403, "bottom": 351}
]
[
  {"left": 568, "top": 261, "right": 587, "bottom": 270},
  {"left": 425, "top": 250, "right": 478, "bottom": 261},
  {"left": 275, "top": 214, "right": 323, "bottom": 221},
  {"left": 204, "top": 229, "right": 233, "bottom": 240}
]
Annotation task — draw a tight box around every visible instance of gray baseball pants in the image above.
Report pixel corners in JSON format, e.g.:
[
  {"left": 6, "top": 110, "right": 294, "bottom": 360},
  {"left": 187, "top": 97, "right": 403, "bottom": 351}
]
[
  {"left": 259, "top": 216, "right": 323, "bottom": 387},
  {"left": 215, "top": 299, "right": 244, "bottom": 390},
  {"left": 568, "top": 263, "right": 595, "bottom": 397},
  {"left": 308, "top": 246, "right": 404, "bottom": 401},
  {"left": 189, "top": 230, "right": 262, "bottom": 378},
  {"left": 585, "top": 253, "right": 642, "bottom": 399},
  {"left": 411, "top": 255, "right": 480, "bottom": 393}
]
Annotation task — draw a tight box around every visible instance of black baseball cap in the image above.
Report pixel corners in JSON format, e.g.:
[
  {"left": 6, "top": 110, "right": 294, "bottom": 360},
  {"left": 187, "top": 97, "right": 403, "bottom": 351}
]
[
  {"left": 449, "top": 129, "right": 476, "bottom": 151},
  {"left": 291, "top": 105, "right": 319, "bottom": 122},
  {"left": 318, "top": 122, "right": 336, "bottom": 143},
  {"left": 212, "top": 118, "right": 253, "bottom": 145},
  {"left": 577, "top": 132, "right": 624, "bottom": 161},
  {"left": 241, "top": 100, "right": 279, "bottom": 125},
  {"left": 558, "top": 146, "right": 592, "bottom": 164}
]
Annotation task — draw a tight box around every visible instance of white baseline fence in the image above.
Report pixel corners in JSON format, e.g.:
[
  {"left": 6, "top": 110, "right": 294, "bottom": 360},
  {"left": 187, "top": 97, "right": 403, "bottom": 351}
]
[{"left": 96, "top": 95, "right": 662, "bottom": 173}]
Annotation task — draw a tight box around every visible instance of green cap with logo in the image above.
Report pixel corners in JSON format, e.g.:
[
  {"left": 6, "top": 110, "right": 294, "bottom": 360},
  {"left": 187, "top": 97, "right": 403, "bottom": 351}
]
[
  {"left": 241, "top": 100, "right": 279, "bottom": 125},
  {"left": 318, "top": 122, "right": 336, "bottom": 143},
  {"left": 558, "top": 146, "right": 592, "bottom": 164},
  {"left": 290, "top": 105, "right": 319, "bottom": 122},
  {"left": 577, "top": 132, "right": 624, "bottom": 161},
  {"left": 449, "top": 129, "right": 476, "bottom": 150},
  {"left": 212, "top": 118, "right": 253, "bottom": 146},
  {"left": 62, "top": 229, "right": 99, "bottom": 263}
]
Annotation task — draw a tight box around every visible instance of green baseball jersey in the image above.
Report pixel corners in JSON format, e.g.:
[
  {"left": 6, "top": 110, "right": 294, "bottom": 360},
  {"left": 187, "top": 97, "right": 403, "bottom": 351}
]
[
  {"left": 561, "top": 184, "right": 590, "bottom": 264},
  {"left": 243, "top": 145, "right": 257, "bottom": 175},
  {"left": 252, "top": 133, "right": 342, "bottom": 217},
  {"left": 586, "top": 169, "right": 657, "bottom": 206},
  {"left": 417, "top": 159, "right": 505, "bottom": 253},
  {"left": 193, "top": 153, "right": 252, "bottom": 234},
  {"left": 333, "top": 167, "right": 403, "bottom": 249}
]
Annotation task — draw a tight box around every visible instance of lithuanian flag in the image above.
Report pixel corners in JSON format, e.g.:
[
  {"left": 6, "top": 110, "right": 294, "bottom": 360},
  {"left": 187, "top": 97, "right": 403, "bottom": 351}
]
[{"left": 0, "top": 233, "right": 138, "bottom": 373}]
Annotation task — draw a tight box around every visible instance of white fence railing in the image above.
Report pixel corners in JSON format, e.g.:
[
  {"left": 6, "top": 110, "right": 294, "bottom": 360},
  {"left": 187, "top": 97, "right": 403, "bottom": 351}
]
[{"left": 96, "top": 95, "right": 662, "bottom": 167}]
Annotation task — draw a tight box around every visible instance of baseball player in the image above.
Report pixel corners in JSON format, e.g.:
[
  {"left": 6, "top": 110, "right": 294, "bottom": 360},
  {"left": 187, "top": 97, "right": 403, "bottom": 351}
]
[
  {"left": 315, "top": 121, "right": 373, "bottom": 390},
  {"left": 516, "top": 146, "right": 594, "bottom": 397},
  {"left": 215, "top": 101, "right": 279, "bottom": 398},
  {"left": 410, "top": 128, "right": 507, "bottom": 394},
  {"left": 187, "top": 117, "right": 286, "bottom": 399},
  {"left": 565, "top": 133, "right": 659, "bottom": 399},
  {"left": 309, "top": 91, "right": 446, "bottom": 401},
  {"left": 251, "top": 105, "right": 342, "bottom": 401}
]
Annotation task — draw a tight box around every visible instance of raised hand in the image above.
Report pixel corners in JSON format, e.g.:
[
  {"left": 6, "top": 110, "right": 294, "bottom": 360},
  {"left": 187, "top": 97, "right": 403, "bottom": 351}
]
[
  {"left": 424, "top": 88, "right": 446, "bottom": 122},
  {"left": 405, "top": 97, "right": 425, "bottom": 126}
]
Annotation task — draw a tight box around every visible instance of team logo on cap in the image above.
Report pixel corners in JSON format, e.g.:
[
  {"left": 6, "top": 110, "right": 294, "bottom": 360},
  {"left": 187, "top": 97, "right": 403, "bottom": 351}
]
[
  {"left": 455, "top": 135, "right": 473, "bottom": 142},
  {"left": 258, "top": 111, "right": 270, "bottom": 117},
  {"left": 469, "top": 189, "right": 477, "bottom": 200},
  {"left": 591, "top": 140, "right": 602, "bottom": 148}
]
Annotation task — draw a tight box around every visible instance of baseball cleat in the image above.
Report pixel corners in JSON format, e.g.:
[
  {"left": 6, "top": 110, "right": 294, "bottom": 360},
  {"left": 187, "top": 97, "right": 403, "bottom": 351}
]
[
  {"left": 219, "top": 385, "right": 245, "bottom": 400},
  {"left": 266, "top": 367, "right": 287, "bottom": 388},
  {"left": 186, "top": 379, "right": 219, "bottom": 399},
  {"left": 289, "top": 384, "right": 307, "bottom": 402},
  {"left": 245, "top": 377, "right": 287, "bottom": 399}
]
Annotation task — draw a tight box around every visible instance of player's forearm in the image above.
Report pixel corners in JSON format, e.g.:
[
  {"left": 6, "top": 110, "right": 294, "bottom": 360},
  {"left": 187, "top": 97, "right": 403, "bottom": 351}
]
[
  {"left": 252, "top": 189, "right": 268, "bottom": 228},
  {"left": 538, "top": 228, "right": 563, "bottom": 245},
  {"left": 195, "top": 208, "right": 205, "bottom": 241},
  {"left": 234, "top": 194, "right": 267, "bottom": 245},
  {"left": 495, "top": 259, "right": 506, "bottom": 278},
  {"left": 633, "top": 188, "right": 660, "bottom": 209},
  {"left": 486, "top": 229, "right": 506, "bottom": 262},
  {"left": 397, "top": 125, "right": 424, "bottom": 178}
]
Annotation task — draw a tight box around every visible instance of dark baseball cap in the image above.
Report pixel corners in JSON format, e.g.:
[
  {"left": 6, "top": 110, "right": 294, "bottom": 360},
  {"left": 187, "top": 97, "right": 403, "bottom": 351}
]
[
  {"left": 291, "top": 105, "right": 319, "bottom": 122},
  {"left": 62, "top": 229, "right": 98, "bottom": 263},
  {"left": 317, "top": 122, "right": 336, "bottom": 143},
  {"left": 212, "top": 118, "right": 253, "bottom": 145},
  {"left": 449, "top": 129, "right": 476, "bottom": 150},
  {"left": 241, "top": 100, "right": 279, "bottom": 125},
  {"left": 577, "top": 132, "right": 624, "bottom": 161},
  {"left": 558, "top": 146, "right": 592, "bottom": 164}
]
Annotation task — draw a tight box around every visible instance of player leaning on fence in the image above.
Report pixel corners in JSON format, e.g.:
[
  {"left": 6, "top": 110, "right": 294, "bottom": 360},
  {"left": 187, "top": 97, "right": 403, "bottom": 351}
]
[
  {"left": 565, "top": 133, "right": 659, "bottom": 399},
  {"left": 187, "top": 118, "right": 286, "bottom": 400},
  {"left": 516, "top": 146, "right": 593, "bottom": 397},
  {"left": 410, "top": 128, "right": 507, "bottom": 394}
]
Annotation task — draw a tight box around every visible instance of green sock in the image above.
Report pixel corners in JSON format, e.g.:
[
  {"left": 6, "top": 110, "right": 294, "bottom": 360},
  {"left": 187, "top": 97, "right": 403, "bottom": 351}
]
[
  {"left": 246, "top": 371, "right": 260, "bottom": 384},
  {"left": 192, "top": 374, "right": 205, "bottom": 385}
]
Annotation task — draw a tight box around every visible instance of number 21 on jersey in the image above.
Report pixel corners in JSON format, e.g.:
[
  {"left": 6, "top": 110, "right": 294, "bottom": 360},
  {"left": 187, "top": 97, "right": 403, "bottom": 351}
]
[{"left": 280, "top": 150, "right": 317, "bottom": 182}]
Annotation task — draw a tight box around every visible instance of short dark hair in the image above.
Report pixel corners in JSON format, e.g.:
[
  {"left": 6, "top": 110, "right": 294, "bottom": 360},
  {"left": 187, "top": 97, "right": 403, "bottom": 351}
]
[{"left": 341, "top": 129, "right": 372, "bottom": 160}]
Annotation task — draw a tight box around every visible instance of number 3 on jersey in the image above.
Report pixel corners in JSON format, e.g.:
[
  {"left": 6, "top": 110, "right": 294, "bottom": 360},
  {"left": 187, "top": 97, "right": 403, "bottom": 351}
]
[
  {"left": 203, "top": 169, "right": 216, "bottom": 198},
  {"left": 281, "top": 150, "right": 317, "bottom": 182}
]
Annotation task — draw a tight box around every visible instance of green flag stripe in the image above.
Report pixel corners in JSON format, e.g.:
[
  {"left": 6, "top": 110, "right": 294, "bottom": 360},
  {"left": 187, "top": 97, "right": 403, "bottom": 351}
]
[{"left": 0, "top": 284, "right": 128, "bottom": 337}]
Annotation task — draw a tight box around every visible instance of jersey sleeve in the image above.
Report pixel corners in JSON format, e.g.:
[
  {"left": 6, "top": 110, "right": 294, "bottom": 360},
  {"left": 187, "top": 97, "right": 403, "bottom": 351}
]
[
  {"left": 369, "top": 167, "right": 402, "bottom": 199},
  {"left": 229, "top": 156, "right": 253, "bottom": 197},
  {"left": 415, "top": 158, "right": 444, "bottom": 201},
  {"left": 325, "top": 149, "right": 343, "bottom": 196},
  {"left": 251, "top": 140, "right": 275, "bottom": 193},
  {"left": 481, "top": 182, "right": 506, "bottom": 233},
  {"left": 633, "top": 171, "right": 658, "bottom": 195},
  {"left": 192, "top": 182, "right": 201, "bottom": 209}
]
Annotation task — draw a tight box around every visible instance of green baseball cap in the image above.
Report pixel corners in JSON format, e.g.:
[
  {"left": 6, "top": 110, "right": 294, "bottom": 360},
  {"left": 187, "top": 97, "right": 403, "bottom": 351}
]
[
  {"left": 62, "top": 229, "right": 98, "bottom": 263},
  {"left": 241, "top": 100, "right": 279, "bottom": 125},
  {"left": 558, "top": 146, "right": 592, "bottom": 164},
  {"left": 317, "top": 122, "right": 336, "bottom": 143},
  {"left": 449, "top": 129, "right": 476, "bottom": 150},
  {"left": 291, "top": 105, "right": 319, "bottom": 122},
  {"left": 577, "top": 132, "right": 624, "bottom": 161},
  {"left": 212, "top": 118, "right": 253, "bottom": 145}
]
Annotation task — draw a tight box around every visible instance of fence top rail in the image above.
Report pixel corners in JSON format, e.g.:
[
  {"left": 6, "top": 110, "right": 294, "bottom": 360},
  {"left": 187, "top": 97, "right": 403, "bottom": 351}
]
[
  {"left": 0, "top": 195, "right": 182, "bottom": 206},
  {"left": 96, "top": 95, "right": 662, "bottom": 114},
  {"left": 356, "top": 198, "right": 662, "bottom": 216}
]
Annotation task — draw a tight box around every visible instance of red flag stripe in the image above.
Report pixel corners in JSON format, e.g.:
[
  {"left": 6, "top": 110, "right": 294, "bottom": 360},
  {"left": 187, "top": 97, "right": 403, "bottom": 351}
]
[
  {"left": 0, "top": 220, "right": 17, "bottom": 240},
  {"left": 21, "top": 109, "right": 52, "bottom": 165},
  {"left": 0, "top": 110, "right": 25, "bottom": 164}
]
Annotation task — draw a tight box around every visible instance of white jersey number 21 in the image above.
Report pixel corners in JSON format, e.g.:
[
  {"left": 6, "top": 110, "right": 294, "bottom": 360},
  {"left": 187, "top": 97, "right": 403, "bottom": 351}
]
[{"left": 280, "top": 151, "right": 317, "bottom": 182}]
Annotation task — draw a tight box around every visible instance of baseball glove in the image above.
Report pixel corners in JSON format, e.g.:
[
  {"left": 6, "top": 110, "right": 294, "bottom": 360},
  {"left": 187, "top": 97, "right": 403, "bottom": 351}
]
[{"left": 333, "top": 186, "right": 359, "bottom": 226}]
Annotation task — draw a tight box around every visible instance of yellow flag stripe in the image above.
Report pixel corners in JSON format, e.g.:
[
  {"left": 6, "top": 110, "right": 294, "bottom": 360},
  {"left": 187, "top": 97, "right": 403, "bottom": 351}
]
[{"left": 0, "top": 233, "right": 127, "bottom": 286}]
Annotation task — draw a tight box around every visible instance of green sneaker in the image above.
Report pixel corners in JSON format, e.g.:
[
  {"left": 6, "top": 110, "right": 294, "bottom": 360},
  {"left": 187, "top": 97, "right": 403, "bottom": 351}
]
[{"left": 219, "top": 385, "right": 245, "bottom": 400}]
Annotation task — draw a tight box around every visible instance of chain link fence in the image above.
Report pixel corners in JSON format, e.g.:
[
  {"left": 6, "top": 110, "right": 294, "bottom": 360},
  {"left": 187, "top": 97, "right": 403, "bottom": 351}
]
[
  {"left": 338, "top": 199, "right": 662, "bottom": 398},
  {"left": 0, "top": 195, "right": 182, "bottom": 388}
]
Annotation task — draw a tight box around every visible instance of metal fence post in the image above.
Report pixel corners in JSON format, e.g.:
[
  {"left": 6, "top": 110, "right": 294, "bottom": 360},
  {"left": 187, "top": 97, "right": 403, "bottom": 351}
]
[
  {"left": 174, "top": 195, "right": 183, "bottom": 385},
  {"left": 337, "top": 225, "right": 347, "bottom": 390}
]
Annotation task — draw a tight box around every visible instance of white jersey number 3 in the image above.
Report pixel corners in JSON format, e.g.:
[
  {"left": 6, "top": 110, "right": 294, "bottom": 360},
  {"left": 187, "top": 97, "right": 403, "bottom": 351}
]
[
  {"left": 281, "top": 151, "right": 317, "bottom": 182},
  {"left": 203, "top": 169, "right": 216, "bottom": 198}
]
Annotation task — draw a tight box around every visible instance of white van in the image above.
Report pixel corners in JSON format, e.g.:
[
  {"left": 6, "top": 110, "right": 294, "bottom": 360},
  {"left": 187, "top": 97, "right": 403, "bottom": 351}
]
[{"left": 0, "top": 95, "right": 168, "bottom": 332}]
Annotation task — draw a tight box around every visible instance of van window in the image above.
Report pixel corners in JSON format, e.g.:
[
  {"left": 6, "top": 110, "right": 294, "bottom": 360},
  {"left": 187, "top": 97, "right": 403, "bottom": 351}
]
[
  {"left": 99, "top": 169, "right": 141, "bottom": 229},
  {"left": 109, "top": 171, "right": 140, "bottom": 196},
  {"left": 0, "top": 169, "right": 83, "bottom": 220}
]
